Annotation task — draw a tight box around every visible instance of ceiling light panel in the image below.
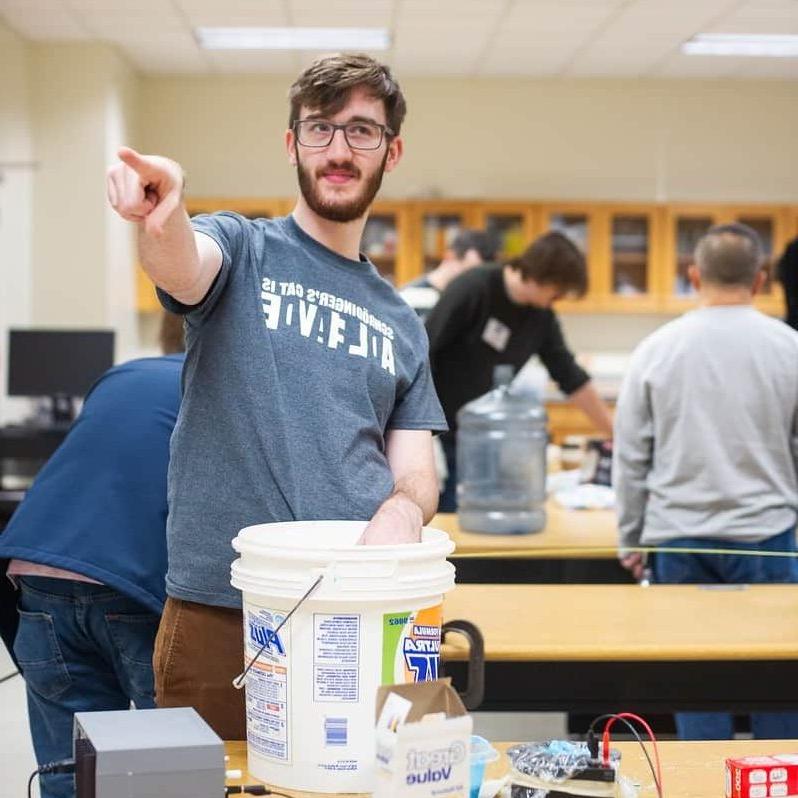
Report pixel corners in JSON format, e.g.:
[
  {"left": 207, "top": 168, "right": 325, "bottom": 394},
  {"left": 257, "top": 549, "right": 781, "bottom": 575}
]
[
  {"left": 682, "top": 33, "right": 798, "bottom": 56},
  {"left": 195, "top": 26, "right": 390, "bottom": 50}
]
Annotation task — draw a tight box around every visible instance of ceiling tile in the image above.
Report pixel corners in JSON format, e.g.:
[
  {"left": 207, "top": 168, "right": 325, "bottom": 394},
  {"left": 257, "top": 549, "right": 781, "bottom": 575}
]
[
  {"left": 69, "top": 0, "right": 168, "bottom": 11},
  {"left": 177, "top": 0, "right": 288, "bottom": 25},
  {"left": 78, "top": 12, "right": 186, "bottom": 37},
  {"left": 1, "top": 4, "right": 90, "bottom": 39},
  {"left": 0, "top": 0, "right": 795, "bottom": 78},
  {"left": 290, "top": 10, "right": 393, "bottom": 27}
]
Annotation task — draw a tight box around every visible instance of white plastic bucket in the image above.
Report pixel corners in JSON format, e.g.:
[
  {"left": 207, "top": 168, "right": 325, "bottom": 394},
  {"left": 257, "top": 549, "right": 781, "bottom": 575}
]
[{"left": 230, "top": 520, "right": 456, "bottom": 793}]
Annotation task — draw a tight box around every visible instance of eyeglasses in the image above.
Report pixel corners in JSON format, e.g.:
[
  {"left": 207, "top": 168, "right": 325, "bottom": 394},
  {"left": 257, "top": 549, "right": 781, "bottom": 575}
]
[{"left": 293, "top": 119, "right": 393, "bottom": 151}]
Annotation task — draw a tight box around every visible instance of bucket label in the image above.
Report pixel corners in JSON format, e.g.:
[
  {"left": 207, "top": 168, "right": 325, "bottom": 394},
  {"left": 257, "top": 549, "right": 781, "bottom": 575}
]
[
  {"left": 382, "top": 605, "right": 442, "bottom": 685},
  {"left": 244, "top": 608, "right": 291, "bottom": 763},
  {"left": 313, "top": 614, "right": 360, "bottom": 703}
]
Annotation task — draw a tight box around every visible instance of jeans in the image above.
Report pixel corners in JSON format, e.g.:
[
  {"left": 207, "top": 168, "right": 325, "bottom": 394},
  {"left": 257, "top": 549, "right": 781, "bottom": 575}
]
[
  {"left": 439, "top": 434, "right": 458, "bottom": 513},
  {"left": 13, "top": 577, "right": 160, "bottom": 798},
  {"left": 653, "top": 527, "right": 798, "bottom": 741}
]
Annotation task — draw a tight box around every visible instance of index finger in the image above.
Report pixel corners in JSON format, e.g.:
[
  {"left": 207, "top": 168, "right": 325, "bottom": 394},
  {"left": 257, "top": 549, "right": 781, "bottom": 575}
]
[{"left": 117, "top": 146, "right": 154, "bottom": 179}]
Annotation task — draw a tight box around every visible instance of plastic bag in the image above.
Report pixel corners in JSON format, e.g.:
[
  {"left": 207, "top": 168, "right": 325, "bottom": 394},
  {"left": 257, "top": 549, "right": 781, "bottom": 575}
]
[{"left": 508, "top": 740, "right": 619, "bottom": 783}]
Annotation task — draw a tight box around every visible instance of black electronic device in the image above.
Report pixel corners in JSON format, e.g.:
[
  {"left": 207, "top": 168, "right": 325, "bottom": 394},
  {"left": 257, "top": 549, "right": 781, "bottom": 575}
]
[{"left": 7, "top": 329, "right": 114, "bottom": 425}]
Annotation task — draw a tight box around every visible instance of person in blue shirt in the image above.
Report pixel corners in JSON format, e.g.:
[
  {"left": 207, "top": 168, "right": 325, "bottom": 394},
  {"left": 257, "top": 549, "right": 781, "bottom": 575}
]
[{"left": 0, "top": 313, "right": 184, "bottom": 798}]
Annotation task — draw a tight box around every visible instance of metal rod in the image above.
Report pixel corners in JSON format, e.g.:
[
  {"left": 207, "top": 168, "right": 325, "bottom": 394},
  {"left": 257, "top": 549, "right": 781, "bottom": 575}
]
[{"left": 232, "top": 573, "right": 324, "bottom": 690}]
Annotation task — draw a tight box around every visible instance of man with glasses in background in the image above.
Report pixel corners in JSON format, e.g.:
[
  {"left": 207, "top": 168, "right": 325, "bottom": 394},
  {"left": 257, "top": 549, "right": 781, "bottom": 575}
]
[{"left": 106, "top": 53, "right": 446, "bottom": 739}]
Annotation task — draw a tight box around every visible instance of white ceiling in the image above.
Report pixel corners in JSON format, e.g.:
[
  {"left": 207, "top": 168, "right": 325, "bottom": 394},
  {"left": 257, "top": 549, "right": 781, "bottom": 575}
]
[{"left": 1, "top": 0, "right": 797, "bottom": 78}]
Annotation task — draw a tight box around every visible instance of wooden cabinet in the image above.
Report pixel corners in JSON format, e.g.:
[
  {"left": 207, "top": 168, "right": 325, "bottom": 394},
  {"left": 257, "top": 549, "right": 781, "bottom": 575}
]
[
  {"left": 135, "top": 197, "right": 797, "bottom": 315},
  {"left": 361, "top": 201, "right": 412, "bottom": 284}
]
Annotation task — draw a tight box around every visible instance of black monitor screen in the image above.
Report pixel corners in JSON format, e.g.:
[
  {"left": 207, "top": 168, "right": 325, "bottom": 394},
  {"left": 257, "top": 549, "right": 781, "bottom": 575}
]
[{"left": 8, "top": 329, "right": 115, "bottom": 399}]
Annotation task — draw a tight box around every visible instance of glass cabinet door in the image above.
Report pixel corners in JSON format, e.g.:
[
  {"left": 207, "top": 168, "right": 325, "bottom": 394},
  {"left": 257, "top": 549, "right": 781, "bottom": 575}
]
[
  {"left": 540, "top": 207, "right": 600, "bottom": 309},
  {"left": 548, "top": 212, "right": 589, "bottom": 255},
  {"left": 611, "top": 215, "right": 649, "bottom": 296},
  {"left": 737, "top": 216, "right": 775, "bottom": 293},
  {"left": 673, "top": 216, "right": 714, "bottom": 296},
  {"left": 482, "top": 213, "right": 527, "bottom": 261},
  {"left": 362, "top": 213, "right": 399, "bottom": 282},
  {"left": 421, "top": 213, "right": 469, "bottom": 272}
]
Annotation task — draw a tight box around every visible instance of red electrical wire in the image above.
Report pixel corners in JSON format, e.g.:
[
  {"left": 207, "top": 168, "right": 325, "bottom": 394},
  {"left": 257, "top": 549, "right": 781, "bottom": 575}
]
[{"left": 602, "top": 712, "right": 663, "bottom": 796}]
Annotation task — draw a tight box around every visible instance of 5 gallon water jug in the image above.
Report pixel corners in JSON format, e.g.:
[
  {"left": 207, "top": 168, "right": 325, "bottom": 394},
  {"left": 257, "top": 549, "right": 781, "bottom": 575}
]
[{"left": 456, "top": 365, "right": 547, "bottom": 534}]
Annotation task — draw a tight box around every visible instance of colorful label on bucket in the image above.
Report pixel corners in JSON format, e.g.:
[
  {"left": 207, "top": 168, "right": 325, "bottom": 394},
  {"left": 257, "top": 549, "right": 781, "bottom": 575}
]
[
  {"left": 382, "top": 605, "right": 442, "bottom": 685},
  {"left": 244, "top": 608, "right": 291, "bottom": 763},
  {"left": 313, "top": 613, "right": 361, "bottom": 703}
]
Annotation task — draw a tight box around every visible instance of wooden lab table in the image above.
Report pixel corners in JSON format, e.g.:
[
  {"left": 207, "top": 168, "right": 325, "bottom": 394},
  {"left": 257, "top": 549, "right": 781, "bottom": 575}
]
[
  {"left": 431, "top": 501, "right": 631, "bottom": 584},
  {"left": 440, "top": 583, "right": 798, "bottom": 715},
  {"left": 224, "top": 739, "right": 798, "bottom": 797}
]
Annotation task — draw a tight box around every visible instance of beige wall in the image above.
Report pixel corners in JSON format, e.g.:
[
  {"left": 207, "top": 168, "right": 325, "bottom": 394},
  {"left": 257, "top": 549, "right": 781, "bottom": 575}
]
[
  {"left": 0, "top": 20, "right": 33, "bottom": 422},
  {"left": 140, "top": 75, "right": 798, "bottom": 203},
  {"left": 28, "top": 43, "right": 138, "bottom": 352}
]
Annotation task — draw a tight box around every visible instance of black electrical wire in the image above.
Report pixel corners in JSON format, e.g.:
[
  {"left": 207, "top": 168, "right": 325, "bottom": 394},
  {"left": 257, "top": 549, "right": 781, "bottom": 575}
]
[
  {"left": 27, "top": 759, "right": 75, "bottom": 798},
  {"left": 587, "top": 713, "right": 662, "bottom": 798},
  {"left": 225, "top": 787, "right": 294, "bottom": 797},
  {"left": 0, "top": 670, "right": 20, "bottom": 684}
]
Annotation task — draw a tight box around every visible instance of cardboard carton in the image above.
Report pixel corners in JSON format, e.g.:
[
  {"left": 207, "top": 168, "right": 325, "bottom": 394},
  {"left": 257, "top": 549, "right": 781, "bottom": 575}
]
[{"left": 374, "top": 679, "right": 473, "bottom": 798}]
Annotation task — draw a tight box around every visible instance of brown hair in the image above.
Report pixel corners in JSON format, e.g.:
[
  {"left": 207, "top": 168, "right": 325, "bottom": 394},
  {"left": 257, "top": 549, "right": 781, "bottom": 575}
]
[
  {"left": 159, "top": 311, "right": 185, "bottom": 355},
  {"left": 288, "top": 53, "right": 407, "bottom": 135},
  {"left": 509, "top": 231, "right": 588, "bottom": 297}
]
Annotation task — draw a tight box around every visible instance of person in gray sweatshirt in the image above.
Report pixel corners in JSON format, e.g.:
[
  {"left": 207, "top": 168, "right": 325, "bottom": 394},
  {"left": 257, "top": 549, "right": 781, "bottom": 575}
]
[{"left": 614, "top": 222, "right": 798, "bottom": 741}]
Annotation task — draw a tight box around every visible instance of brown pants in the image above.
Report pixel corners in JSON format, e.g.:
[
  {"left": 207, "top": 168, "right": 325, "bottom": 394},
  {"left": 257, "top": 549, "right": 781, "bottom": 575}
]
[{"left": 153, "top": 597, "right": 247, "bottom": 740}]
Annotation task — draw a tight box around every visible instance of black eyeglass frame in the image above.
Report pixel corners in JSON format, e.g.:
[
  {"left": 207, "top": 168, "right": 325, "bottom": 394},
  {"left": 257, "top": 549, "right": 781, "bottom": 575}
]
[{"left": 292, "top": 119, "right": 395, "bottom": 151}]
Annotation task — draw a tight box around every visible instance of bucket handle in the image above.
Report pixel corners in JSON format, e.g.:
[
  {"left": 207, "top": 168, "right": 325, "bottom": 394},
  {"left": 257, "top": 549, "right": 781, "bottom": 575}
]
[
  {"left": 441, "top": 619, "right": 485, "bottom": 711},
  {"left": 232, "top": 572, "right": 325, "bottom": 690}
]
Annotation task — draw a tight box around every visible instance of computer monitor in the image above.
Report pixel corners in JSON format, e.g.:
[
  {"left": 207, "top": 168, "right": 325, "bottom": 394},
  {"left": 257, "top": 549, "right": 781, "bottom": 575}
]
[{"left": 8, "top": 329, "right": 115, "bottom": 425}]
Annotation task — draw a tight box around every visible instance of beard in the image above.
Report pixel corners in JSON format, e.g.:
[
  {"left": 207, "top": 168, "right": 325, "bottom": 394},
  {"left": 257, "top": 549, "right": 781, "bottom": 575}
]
[{"left": 296, "top": 150, "right": 388, "bottom": 223}]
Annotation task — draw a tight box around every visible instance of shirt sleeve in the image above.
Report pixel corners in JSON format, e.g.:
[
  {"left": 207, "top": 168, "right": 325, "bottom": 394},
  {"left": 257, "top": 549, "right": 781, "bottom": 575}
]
[
  {"left": 156, "top": 212, "right": 245, "bottom": 323},
  {"left": 538, "top": 313, "right": 590, "bottom": 395},
  {"left": 388, "top": 334, "right": 448, "bottom": 433},
  {"left": 613, "top": 348, "right": 654, "bottom": 549}
]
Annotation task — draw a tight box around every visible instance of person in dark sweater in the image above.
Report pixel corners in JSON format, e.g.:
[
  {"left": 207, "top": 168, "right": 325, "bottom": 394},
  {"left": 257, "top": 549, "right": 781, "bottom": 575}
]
[
  {"left": 777, "top": 236, "right": 798, "bottom": 331},
  {"left": 0, "top": 313, "right": 184, "bottom": 798},
  {"left": 426, "top": 231, "right": 614, "bottom": 511}
]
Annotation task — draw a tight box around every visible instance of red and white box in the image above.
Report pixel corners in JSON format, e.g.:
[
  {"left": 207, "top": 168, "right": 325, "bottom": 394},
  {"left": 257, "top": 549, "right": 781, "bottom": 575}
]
[{"left": 726, "top": 755, "right": 798, "bottom": 798}]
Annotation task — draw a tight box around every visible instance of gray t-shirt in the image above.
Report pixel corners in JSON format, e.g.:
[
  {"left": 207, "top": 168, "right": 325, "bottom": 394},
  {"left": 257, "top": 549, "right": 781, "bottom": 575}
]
[{"left": 159, "top": 212, "right": 447, "bottom": 608}]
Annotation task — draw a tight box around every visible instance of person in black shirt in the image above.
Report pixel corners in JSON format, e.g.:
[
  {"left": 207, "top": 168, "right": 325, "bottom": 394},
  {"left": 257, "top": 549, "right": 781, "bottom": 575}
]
[
  {"left": 426, "top": 231, "right": 614, "bottom": 511},
  {"left": 777, "top": 236, "right": 798, "bottom": 331}
]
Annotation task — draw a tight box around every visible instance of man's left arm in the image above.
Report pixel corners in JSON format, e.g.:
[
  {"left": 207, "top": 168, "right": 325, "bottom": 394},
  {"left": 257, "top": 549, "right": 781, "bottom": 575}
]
[
  {"left": 568, "top": 382, "right": 614, "bottom": 437},
  {"left": 359, "top": 429, "right": 439, "bottom": 545}
]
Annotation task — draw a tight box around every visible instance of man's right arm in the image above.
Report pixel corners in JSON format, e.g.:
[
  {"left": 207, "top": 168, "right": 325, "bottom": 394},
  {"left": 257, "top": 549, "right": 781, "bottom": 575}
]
[
  {"left": 107, "top": 147, "right": 222, "bottom": 305},
  {"left": 612, "top": 351, "right": 654, "bottom": 578}
]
